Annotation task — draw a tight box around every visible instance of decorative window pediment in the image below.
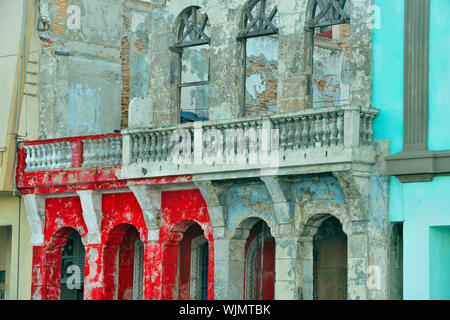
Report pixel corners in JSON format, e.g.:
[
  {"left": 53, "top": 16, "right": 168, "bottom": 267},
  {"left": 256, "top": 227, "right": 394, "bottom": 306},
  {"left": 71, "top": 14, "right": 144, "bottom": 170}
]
[
  {"left": 307, "top": 0, "right": 350, "bottom": 30},
  {"left": 238, "top": 0, "right": 278, "bottom": 40},
  {"left": 174, "top": 6, "right": 210, "bottom": 49}
]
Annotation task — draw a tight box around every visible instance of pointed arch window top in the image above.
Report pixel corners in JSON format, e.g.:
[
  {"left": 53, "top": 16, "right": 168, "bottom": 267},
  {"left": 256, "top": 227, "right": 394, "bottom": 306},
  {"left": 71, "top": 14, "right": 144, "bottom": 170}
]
[
  {"left": 175, "top": 6, "right": 210, "bottom": 49},
  {"left": 238, "top": 0, "right": 278, "bottom": 40},
  {"left": 307, "top": 0, "right": 350, "bottom": 30}
]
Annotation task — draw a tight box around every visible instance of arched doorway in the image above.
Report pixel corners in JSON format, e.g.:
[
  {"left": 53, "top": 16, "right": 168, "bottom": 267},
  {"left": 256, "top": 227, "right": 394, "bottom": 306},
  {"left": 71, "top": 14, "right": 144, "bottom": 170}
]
[
  {"left": 60, "top": 230, "right": 85, "bottom": 300},
  {"left": 103, "top": 224, "right": 144, "bottom": 300},
  {"left": 244, "top": 220, "right": 275, "bottom": 300},
  {"left": 163, "top": 221, "right": 211, "bottom": 300},
  {"left": 313, "top": 216, "right": 347, "bottom": 300}
]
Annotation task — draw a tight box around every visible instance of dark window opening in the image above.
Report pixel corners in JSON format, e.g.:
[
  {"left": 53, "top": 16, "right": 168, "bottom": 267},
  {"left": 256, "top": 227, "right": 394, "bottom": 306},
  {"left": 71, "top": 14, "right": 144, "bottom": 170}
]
[
  {"left": 171, "top": 7, "right": 211, "bottom": 122},
  {"left": 238, "top": 0, "right": 279, "bottom": 117},
  {"left": 60, "top": 231, "right": 85, "bottom": 301}
]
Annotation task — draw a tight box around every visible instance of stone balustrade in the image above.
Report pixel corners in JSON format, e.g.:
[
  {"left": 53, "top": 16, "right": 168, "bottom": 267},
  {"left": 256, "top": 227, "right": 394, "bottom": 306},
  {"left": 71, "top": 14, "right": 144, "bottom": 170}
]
[
  {"left": 82, "top": 136, "right": 122, "bottom": 167},
  {"left": 120, "top": 105, "right": 379, "bottom": 180},
  {"left": 22, "top": 134, "right": 123, "bottom": 172},
  {"left": 24, "top": 141, "right": 72, "bottom": 172}
]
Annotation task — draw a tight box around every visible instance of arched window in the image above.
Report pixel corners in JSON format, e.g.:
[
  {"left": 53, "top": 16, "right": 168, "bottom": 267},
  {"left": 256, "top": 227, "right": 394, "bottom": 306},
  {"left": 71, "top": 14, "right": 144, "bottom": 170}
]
[
  {"left": 238, "top": 0, "right": 279, "bottom": 116},
  {"left": 306, "top": 0, "right": 350, "bottom": 108},
  {"left": 171, "top": 7, "right": 211, "bottom": 123},
  {"left": 60, "top": 230, "right": 85, "bottom": 300}
]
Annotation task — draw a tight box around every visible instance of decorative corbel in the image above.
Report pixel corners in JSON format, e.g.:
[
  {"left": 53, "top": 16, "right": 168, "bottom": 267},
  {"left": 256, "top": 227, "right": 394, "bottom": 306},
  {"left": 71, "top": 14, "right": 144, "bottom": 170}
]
[
  {"left": 194, "top": 181, "right": 227, "bottom": 239},
  {"left": 23, "top": 194, "right": 46, "bottom": 246},
  {"left": 332, "top": 170, "right": 369, "bottom": 222},
  {"left": 77, "top": 191, "right": 103, "bottom": 245},
  {"left": 130, "top": 185, "right": 162, "bottom": 242},
  {"left": 261, "top": 176, "right": 293, "bottom": 224}
]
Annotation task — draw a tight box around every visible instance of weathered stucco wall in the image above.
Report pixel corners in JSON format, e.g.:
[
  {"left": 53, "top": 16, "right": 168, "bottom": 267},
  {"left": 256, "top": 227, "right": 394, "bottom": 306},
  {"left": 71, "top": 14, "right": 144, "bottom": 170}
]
[{"left": 38, "top": 0, "right": 151, "bottom": 138}]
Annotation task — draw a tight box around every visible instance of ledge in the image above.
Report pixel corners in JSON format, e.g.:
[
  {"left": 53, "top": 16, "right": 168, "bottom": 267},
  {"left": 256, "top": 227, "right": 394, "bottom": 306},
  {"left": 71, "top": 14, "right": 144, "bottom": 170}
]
[{"left": 386, "top": 150, "right": 450, "bottom": 182}]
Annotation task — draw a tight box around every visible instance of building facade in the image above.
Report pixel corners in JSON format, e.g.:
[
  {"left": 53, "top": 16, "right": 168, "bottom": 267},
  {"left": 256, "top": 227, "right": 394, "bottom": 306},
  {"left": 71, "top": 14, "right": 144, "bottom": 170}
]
[
  {"left": 374, "top": 0, "right": 450, "bottom": 300},
  {"left": 15, "top": 0, "right": 403, "bottom": 300},
  {"left": 0, "top": 0, "right": 41, "bottom": 300}
]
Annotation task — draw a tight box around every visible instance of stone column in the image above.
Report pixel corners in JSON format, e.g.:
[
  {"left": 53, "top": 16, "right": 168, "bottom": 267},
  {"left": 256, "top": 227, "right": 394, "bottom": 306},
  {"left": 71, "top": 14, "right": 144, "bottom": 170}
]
[
  {"left": 347, "top": 221, "right": 369, "bottom": 300},
  {"left": 24, "top": 194, "right": 46, "bottom": 300},
  {"left": 83, "top": 243, "right": 104, "bottom": 300},
  {"left": 30, "top": 245, "right": 47, "bottom": 300},
  {"left": 274, "top": 237, "right": 299, "bottom": 300},
  {"left": 77, "top": 191, "right": 105, "bottom": 300},
  {"left": 143, "top": 240, "right": 162, "bottom": 300},
  {"left": 213, "top": 238, "right": 246, "bottom": 300},
  {"left": 297, "top": 236, "right": 314, "bottom": 300}
]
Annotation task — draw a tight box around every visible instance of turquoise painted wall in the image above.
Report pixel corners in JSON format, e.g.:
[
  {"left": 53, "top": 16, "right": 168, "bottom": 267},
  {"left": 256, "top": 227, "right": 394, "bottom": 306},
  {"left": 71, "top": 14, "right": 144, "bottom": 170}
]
[
  {"left": 429, "top": 0, "right": 450, "bottom": 150},
  {"left": 373, "top": 0, "right": 450, "bottom": 299},
  {"left": 430, "top": 227, "right": 450, "bottom": 299}
]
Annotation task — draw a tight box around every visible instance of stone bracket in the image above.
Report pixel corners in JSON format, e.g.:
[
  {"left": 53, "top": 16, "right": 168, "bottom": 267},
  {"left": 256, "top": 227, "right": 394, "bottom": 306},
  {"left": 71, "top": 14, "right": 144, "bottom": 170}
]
[
  {"left": 332, "top": 170, "right": 369, "bottom": 221},
  {"left": 261, "top": 176, "right": 292, "bottom": 225},
  {"left": 23, "top": 194, "right": 46, "bottom": 246},
  {"left": 130, "top": 185, "right": 162, "bottom": 241},
  {"left": 194, "top": 181, "right": 227, "bottom": 239},
  {"left": 77, "top": 191, "right": 103, "bottom": 245}
]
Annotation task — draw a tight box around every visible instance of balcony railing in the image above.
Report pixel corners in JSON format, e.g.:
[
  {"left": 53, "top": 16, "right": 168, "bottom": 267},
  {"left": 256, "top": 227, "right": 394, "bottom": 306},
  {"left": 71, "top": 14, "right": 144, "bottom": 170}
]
[
  {"left": 120, "top": 105, "right": 379, "bottom": 179},
  {"left": 22, "top": 134, "right": 122, "bottom": 172},
  {"left": 18, "top": 106, "right": 378, "bottom": 183}
]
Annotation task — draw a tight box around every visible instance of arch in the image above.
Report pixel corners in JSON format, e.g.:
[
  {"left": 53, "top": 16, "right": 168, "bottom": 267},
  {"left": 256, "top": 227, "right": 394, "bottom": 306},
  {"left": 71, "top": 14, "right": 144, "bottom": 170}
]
[
  {"left": 232, "top": 214, "right": 278, "bottom": 240},
  {"left": 296, "top": 200, "right": 351, "bottom": 236},
  {"left": 228, "top": 217, "right": 275, "bottom": 300},
  {"left": 102, "top": 223, "right": 144, "bottom": 300},
  {"left": 44, "top": 226, "right": 85, "bottom": 300},
  {"left": 313, "top": 216, "right": 347, "bottom": 300},
  {"left": 60, "top": 229, "right": 85, "bottom": 300},
  {"left": 162, "top": 220, "right": 213, "bottom": 300}
]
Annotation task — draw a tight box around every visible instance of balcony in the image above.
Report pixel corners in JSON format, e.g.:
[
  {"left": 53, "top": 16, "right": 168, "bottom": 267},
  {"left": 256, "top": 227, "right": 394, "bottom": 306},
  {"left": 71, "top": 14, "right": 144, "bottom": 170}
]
[
  {"left": 16, "top": 106, "right": 379, "bottom": 191},
  {"left": 119, "top": 105, "right": 379, "bottom": 181},
  {"left": 16, "top": 134, "right": 123, "bottom": 194}
]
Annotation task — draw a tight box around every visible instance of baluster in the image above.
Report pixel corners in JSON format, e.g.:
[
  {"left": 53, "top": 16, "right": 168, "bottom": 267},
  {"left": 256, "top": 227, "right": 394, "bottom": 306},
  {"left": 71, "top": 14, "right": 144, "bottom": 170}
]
[
  {"left": 82, "top": 141, "right": 89, "bottom": 167},
  {"left": 106, "top": 138, "right": 113, "bottom": 166},
  {"left": 33, "top": 146, "right": 39, "bottom": 170},
  {"left": 287, "top": 118, "right": 294, "bottom": 150},
  {"left": 308, "top": 116, "right": 316, "bottom": 148},
  {"left": 337, "top": 112, "right": 344, "bottom": 146},
  {"left": 360, "top": 114, "right": 368, "bottom": 145},
  {"left": 330, "top": 112, "right": 338, "bottom": 147},
  {"left": 25, "top": 146, "right": 31, "bottom": 171},
  {"left": 154, "top": 133, "right": 161, "bottom": 162},
  {"left": 46, "top": 145, "right": 52, "bottom": 169},
  {"left": 163, "top": 131, "right": 170, "bottom": 161},
  {"left": 55, "top": 143, "right": 62, "bottom": 168},
  {"left": 137, "top": 134, "right": 144, "bottom": 163},
  {"left": 132, "top": 134, "right": 139, "bottom": 163},
  {"left": 301, "top": 117, "right": 309, "bottom": 149},
  {"left": 147, "top": 133, "right": 154, "bottom": 162},
  {"left": 279, "top": 120, "right": 286, "bottom": 151},
  {"left": 367, "top": 115, "right": 374, "bottom": 143},
  {"left": 315, "top": 114, "right": 323, "bottom": 148},
  {"left": 30, "top": 146, "right": 37, "bottom": 170},
  {"left": 323, "top": 114, "right": 330, "bottom": 147},
  {"left": 143, "top": 133, "right": 150, "bottom": 162},
  {"left": 294, "top": 118, "right": 301, "bottom": 150},
  {"left": 116, "top": 137, "right": 122, "bottom": 164}
]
